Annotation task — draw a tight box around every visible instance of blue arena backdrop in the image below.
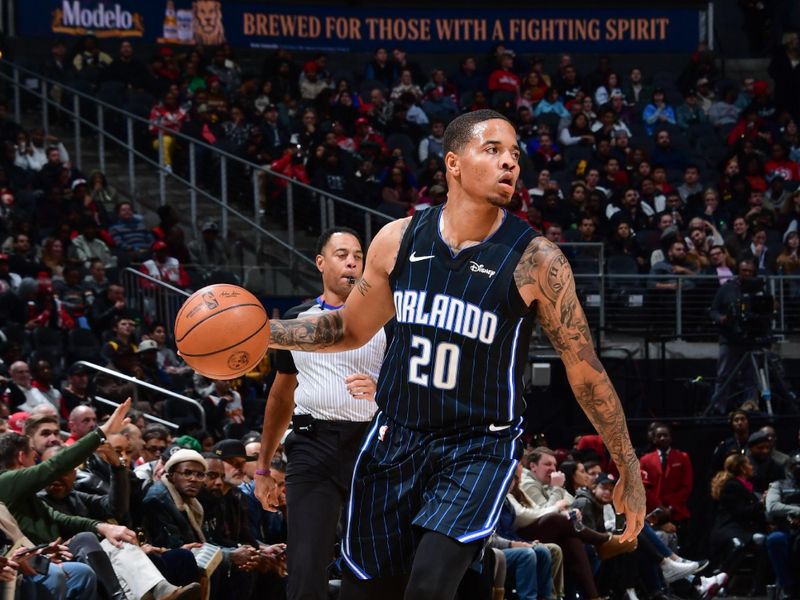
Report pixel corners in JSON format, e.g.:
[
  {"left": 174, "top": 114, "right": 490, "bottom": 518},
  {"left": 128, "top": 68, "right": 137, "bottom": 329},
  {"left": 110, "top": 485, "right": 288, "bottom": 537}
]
[{"left": 19, "top": 1, "right": 704, "bottom": 53}]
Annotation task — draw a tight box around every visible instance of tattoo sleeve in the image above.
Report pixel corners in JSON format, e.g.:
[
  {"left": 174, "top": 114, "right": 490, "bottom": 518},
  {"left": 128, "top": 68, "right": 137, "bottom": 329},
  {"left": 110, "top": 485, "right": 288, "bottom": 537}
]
[
  {"left": 528, "top": 239, "right": 642, "bottom": 489},
  {"left": 269, "top": 311, "right": 344, "bottom": 351}
]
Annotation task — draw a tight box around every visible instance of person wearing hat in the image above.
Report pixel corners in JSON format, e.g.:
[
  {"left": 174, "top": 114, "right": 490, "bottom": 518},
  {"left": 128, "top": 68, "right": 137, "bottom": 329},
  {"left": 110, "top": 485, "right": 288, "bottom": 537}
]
[
  {"left": 676, "top": 88, "right": 709, "bottom": 131},
  {"left": 139, "top": 240, "right": 190, "bottom": 289},
  {"left": 136, "top": 339, "right": 174, "bottom": 393},
  {"left": 747, "top": 430, "right": 785, "bottom": 495},
  {"left": 61, "top": 363, "right": 94, "bottom": 416},
  {"left": 187, "top": 220, "right": 229, "bottom": 273},
  {"left": 70, "top": 218, "right": 117, "bottom": 271},
  {"left": 143, "top": 448, "right": 258, "bottom": 597}
]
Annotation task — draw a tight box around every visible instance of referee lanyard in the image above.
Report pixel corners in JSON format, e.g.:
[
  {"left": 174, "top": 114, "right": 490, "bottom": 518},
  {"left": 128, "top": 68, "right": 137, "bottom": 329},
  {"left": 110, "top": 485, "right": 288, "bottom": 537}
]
[{"left": 317, "top": 297, "right": 343, "bottom": 310}]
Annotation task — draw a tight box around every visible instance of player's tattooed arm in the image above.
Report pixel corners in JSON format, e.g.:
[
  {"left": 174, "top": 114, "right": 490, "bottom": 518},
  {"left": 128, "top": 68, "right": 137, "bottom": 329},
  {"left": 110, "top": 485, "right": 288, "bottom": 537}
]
[
  {"left": 269, "top": 311, "right": 344, "bottom": 351},
  {"left": 528, "top": 238, "right": 645, "bottom": 539}
]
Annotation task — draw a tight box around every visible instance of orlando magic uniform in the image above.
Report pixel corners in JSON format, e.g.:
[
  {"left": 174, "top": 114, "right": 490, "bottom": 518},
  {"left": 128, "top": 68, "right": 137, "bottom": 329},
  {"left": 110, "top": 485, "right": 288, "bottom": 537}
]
[{"left": 342, "top": 204, "right": 539, "bottom": 579}]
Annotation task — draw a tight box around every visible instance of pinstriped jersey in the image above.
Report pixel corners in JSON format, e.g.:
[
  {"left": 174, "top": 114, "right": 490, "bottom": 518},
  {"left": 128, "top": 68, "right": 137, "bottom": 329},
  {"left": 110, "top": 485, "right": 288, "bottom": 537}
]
[{"left": 376, "top": 205, "right": 538, "bottom": 430}]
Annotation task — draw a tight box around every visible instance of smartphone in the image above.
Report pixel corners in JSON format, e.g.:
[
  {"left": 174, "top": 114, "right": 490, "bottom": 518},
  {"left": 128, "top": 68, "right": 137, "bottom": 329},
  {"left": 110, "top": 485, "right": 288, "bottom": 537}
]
[{"left": 14, "top": 542, "right": 50, "bottom": 558}]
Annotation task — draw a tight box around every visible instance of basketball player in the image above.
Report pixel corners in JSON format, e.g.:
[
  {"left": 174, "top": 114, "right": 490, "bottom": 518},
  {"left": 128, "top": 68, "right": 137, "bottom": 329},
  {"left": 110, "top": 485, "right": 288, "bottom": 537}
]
[
  {"left": 257, "top": 227, "right": 385, "bottom": 600},
  {"left": 256, "top": 110, "right": 645, "bottom": 600}
]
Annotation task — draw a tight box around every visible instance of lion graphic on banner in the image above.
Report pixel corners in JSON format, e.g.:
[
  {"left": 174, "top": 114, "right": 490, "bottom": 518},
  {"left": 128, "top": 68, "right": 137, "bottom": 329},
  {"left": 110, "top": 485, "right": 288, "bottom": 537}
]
[{"left": 192, "top": 0, "right": 225, "bottom": 45}]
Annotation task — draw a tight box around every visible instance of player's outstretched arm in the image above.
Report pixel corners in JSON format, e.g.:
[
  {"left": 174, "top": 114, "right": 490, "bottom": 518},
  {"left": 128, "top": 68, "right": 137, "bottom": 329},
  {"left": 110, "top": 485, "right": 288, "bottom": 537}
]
[
  {"left": 515, "top": 237, "right": 645, "bottom": 541},
  {"left": 268, "top": 218, "right": 407, "bottom": 353}
]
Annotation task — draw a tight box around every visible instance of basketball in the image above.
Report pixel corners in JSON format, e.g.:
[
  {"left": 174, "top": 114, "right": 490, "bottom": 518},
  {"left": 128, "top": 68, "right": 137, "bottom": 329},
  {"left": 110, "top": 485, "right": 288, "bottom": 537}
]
[{"left": 174, "top": 284, "right": 270, "bottom": 380}]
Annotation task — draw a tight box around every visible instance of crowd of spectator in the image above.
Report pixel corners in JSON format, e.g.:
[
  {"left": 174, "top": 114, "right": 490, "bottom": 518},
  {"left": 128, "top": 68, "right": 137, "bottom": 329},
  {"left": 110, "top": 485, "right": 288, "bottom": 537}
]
[{"left": 0, "top": 28, "right": 799, "bottom": 600}]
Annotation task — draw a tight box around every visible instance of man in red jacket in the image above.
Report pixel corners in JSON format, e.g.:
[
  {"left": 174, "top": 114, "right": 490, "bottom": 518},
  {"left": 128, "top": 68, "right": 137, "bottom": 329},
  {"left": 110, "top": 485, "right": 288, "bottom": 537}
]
[{"left": 640, "top": 423, "right": 694, "bottom": 528}]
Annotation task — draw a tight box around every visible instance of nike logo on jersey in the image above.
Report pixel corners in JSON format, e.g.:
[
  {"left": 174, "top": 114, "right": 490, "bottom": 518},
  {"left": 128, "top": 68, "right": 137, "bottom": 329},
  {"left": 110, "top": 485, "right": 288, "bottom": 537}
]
[
  {"left": 409, "top": 251, "right": 435, "bottom": 262},
  {"left": 469, "top": 261, "right": 496, "bottom": 278},
  {"left": 488, "top": 423, "right": 511, "bottom": 432}
]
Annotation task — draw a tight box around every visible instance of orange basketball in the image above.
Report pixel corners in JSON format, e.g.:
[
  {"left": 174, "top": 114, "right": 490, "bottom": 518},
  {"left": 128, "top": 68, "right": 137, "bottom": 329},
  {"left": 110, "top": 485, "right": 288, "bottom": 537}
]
[{"left": 174, "top": 284, "right": 269, "bottom": 380}]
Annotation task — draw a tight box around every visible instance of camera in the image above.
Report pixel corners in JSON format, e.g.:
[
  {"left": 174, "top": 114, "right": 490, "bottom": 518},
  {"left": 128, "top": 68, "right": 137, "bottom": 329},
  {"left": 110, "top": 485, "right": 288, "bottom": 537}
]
[{"left": 729, "top": 277, "right": 774, "bottom": 346}]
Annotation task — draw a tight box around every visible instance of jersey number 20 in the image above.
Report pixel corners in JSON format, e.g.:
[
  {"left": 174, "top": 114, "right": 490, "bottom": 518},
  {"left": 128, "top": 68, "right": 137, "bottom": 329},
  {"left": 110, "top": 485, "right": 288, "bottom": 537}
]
[{"left": 409, "top": 335, "right": 460, "bottom": 390}]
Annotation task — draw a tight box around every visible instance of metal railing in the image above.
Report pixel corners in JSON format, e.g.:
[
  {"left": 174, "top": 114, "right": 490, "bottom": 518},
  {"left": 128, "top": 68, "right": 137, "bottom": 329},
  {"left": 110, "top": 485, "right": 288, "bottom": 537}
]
[
  {"left": 95, "top": 395, "right": 180, "bottom": 431},
  {"left": 571, "top": 272, "right": 800, "bottom": 342},
  {"left": 78, "top": 360, "right": 205, "bottom": 429},
  {"left": 121, "top": 267, "right": 190, "bottom": 339},
  {"left": 0, "top": 60, "right": 394, "bottom": 273}
]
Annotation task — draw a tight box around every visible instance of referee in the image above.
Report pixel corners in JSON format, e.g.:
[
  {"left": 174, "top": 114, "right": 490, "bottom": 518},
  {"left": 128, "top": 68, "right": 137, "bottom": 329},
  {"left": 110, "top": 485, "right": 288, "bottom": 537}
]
[{"left": 256, "top": 227, "right": 386, "bottom": 600}]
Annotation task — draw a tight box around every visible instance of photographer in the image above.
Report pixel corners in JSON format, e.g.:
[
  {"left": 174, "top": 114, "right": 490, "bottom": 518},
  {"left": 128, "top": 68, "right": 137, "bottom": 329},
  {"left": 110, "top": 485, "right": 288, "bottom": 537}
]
[{"left": 708, "top": 258, "right": 762, "bottom": 413}]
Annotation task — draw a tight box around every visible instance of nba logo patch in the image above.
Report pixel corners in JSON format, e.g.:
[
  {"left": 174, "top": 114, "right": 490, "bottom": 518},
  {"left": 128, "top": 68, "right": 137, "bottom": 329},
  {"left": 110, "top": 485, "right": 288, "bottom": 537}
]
[{"left": 378, "top": 425, "right": 389, "bottom": 442}]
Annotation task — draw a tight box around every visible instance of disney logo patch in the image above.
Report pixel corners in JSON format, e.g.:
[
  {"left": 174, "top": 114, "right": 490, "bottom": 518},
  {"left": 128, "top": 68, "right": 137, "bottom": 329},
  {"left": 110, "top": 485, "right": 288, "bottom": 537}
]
[{"left": 469, "top": 261, "right": 496, "bottom": 278}]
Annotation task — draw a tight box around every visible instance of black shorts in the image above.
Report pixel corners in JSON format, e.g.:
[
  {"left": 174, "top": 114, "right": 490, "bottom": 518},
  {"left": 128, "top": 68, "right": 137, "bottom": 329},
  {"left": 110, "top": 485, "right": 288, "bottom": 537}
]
[{"left": 341, "top": 411, "right": 523, "bottom": 579}]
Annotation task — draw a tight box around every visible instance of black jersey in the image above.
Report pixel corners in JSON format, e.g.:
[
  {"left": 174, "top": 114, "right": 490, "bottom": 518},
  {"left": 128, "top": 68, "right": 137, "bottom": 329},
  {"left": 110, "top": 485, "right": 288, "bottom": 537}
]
[{"left": 375, "top": 205, "right": 538, "bottom": 430}]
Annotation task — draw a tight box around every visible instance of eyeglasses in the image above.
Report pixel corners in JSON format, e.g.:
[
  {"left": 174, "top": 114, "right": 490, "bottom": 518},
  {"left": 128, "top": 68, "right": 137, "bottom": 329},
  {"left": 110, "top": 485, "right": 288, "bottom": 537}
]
[{"left": 174, "top": 469, "right": 206, "bottom": 480}]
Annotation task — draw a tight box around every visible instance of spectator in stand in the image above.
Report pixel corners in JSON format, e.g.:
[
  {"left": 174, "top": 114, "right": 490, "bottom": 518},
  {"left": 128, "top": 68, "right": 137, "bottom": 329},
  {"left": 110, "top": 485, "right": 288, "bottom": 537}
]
[
  {"left": 88, "top": 170, "right": 120, "bottom": 218},
  {"left": 765, "top": 452, "right": 800, "bottom": 599},
  {"left": 607, "top": 188, "right": 654, "bottom": 232},
  {"left": 639, "top": 424, "right": 693, "bottom": 531},
  {"left": 8, "top": 360, "right": 52, "bottom": 413},
  {"left": 104, "top": 40, "right": 147, "bottom": 89},
  {"left": 391, "top": 68, "right": 423, "bottom": 102},
  {"left": 451, "top": 56, "right": 484, "bottom": 108},
  {"left": 709, "top": 453, "right": 768, "bottom": 587},
  {"left": 220, "top": 105, "right": 252, "bottom": 156},
  {"left": 650, "top": 130, "right": 688, "bottom": 172},
  {"left": 727, "top": 107, "right": 773, "bottom": 150},
  {"left": 61, "top": 364, "right": 93, "bottom": 418},
  {"left": 777, "top": 230, "right": 800, "bottom": 281},
  {"left": 649, "top": 240, "right": 698, "bottom": 290},
  {"left": 420, "top": 86, "right": 458, "bottom": 123},
  {"left": 765, "top": 143, "right": 800, "bottom": 183},
  {"left": 594, "top": 71, "right": 623, "bottom": 107},
  {"left": 559, "top": 113, "right": 595, "bottom": 148},
  {"left": 487, "top": 51, "right": 520, "bottom": 108},
  {"left": 109, "top": 201, "right": 152, "bottom": 263},
  {"left": 148, "top": 90, "right": 188, "bottom": 173},
  {"left": 391, "top": 48, "right": 425, "bottom": 86},
  {"left": 30, "top": 360, "right": 62, "bottom": 412},
  {"left": 364, "top": 47, "right": 396, "bottom": 90},
  {"left": 8, "top": 233, "right": 42, "bottom": 277},
  {"left": 528, "top": 132, "right": 564, "bottom": 173},
  {"left": 24, "top": 413, "right": 63, "bottom": 459},
  {"left": 743, "top": 226, "right": 778, "bottom": 274},
  {"left": 134, "top": 424, "right": 170, "bottom": 482},
  {"left": 64, "top": 405, "right": 96, "bottom": 446},
  {"left": 623, "top": 67, "right": 653, "bottom": 112},
  {"left": 676, "top": 89, "right": 709, "bottom": 130},
  {"left": 418, "top": 119, "right": 445, "bottom": 163},
  {"left": 534, "top": 87, "right": 570, "bottom": 119},
  {"left": 643, "top": 89, "right": 677, "bottom": 136},
  {"left": 187, "top": 219, "right": 229, "bottom": 272},
  {"left": 259, "top": 104, "right": 291, "bottom": 161},
  {"left": 591, "top": 107, "right": 632, "bottom": 140},
  {"left": 378, "top": 164, "right": 418, "bottom": 218},
  {"left": 708, "top": 88, "right": 742, "bottom": 129},
  {"left": 100, "top": 314, "right": 137, "bottom": 363},
  {"left": 748, "top": 430, "right": 786, "bottom": 495},
  {"left": 139, "top": 241, "right": 190, "bottom": 289},
  {"left": 704, "top": 244, "right": 737, "bottom": 289},
  {"left": 768, "top": 32, "right": 800, "bottom": 121},
  {"left": 89, "top": 283, "right": 128, "bottom": 337},
  {"left": 298, "top": 61, "right": 330, "bottom": 102},
  {"left": 68, "top": 219, "right": 117, "bottom": 271},
  {"left": 71, "top": 35, "right": 112, "bottom": 85}
]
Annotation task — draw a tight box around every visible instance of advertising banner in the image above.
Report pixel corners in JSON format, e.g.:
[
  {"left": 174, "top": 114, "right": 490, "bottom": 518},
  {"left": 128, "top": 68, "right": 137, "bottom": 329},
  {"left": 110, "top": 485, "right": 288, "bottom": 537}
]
[{"left": 18, "top": 1, "right": 702, "bottom": 53}]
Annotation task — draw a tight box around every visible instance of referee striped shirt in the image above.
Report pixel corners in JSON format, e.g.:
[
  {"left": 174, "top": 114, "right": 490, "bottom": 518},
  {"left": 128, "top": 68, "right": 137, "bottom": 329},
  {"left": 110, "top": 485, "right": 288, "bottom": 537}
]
[{"left": 275, "top": 299, "right": 386, "bottom": 422}]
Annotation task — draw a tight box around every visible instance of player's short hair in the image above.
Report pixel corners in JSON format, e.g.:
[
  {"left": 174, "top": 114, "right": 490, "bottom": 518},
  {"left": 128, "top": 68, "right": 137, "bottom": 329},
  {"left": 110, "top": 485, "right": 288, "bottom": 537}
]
[
  {"left": 442, "top": 109, "right": 512, "bottom": 157},
  {"left": 315, "top": 226, "right": 362, "bottom": 256}
]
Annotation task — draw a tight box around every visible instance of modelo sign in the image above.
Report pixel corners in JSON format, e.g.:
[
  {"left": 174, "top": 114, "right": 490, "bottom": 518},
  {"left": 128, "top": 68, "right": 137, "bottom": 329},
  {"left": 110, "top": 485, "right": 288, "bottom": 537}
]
[{"left": 51, "top": 1, "right": 144, "bottom": 37}]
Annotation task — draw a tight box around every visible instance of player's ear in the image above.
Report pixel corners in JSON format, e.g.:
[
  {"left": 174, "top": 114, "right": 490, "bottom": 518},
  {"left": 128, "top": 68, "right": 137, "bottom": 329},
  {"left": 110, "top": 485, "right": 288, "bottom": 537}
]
[
  {"left": 445, "top": 151, "right": 460, "bottom": 177},
  {"left": 315, "top": 254, "right": 324, "bottom": 273}
]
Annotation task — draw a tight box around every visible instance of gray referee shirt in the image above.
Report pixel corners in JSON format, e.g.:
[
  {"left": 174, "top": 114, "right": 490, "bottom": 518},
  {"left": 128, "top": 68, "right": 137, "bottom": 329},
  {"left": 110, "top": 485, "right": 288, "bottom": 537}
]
[{"left": 275, "top": 299, "right": 386, "bottom": 422}]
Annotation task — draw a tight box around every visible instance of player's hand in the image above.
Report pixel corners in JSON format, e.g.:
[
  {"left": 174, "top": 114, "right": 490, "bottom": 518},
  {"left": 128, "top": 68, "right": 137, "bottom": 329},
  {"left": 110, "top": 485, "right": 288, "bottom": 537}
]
[
  {"left": 612, "top": 465, "right": 646, "bottom": 543},
  {"left": 99, "top": 397, "right": 132, "bottom": 438},
  {"left": 255, "top": 473, "right": 280, "bottom": 513},
  {"left": 345, "top": 373, "right": 377, "bottom": 401}
]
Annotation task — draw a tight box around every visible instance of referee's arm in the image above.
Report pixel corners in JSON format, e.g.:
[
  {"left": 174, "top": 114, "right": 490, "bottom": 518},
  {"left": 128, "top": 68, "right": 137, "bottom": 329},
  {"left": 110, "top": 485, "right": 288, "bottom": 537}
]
[{"left": 255, "top": 370, "right": 296, "bottom": 511}]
